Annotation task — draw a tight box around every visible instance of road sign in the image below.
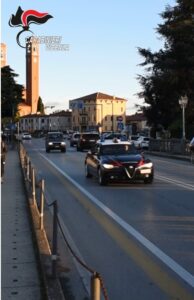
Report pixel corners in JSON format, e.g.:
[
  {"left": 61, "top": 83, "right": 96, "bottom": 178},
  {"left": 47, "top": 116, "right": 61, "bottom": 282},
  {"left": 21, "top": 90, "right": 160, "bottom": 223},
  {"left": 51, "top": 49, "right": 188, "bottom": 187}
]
[
  {"left": 117, "top": 116, "right": 123, "bottom": 121},
  {"left": 117, "top": 122, "right": 124, "bottom": 131}
]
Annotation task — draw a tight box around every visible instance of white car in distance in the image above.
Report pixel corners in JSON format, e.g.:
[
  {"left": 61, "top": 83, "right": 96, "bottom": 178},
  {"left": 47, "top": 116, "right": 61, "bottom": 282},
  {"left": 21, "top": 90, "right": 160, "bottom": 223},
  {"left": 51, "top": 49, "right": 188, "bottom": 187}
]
[{"left": 134, "top": 136, "right": 150, "bottom": 149}]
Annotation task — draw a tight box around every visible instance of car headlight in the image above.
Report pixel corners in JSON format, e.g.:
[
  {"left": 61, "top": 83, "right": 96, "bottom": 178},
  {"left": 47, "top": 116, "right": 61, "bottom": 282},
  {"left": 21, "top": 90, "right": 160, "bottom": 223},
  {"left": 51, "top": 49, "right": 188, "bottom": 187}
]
[
  {"left": 102, "top": 163, "right": 115, "bottom": 169},
  {"left": 48, "top": 142, "right": 53, "bottom": 145},
  {"left": 137, "top": 162, "right": 153, "bottom": 169},
  {"left": 61, "top": 142, "right": 65, "bottom": 145},
  {"left": 142, "top": 162, "right": 153, "bottom": 168}
]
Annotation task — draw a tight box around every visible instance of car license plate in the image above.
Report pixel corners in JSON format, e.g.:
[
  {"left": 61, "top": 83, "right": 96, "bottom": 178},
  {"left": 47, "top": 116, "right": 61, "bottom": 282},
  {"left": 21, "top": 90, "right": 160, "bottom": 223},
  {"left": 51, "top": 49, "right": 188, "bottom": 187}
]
[
  {"left": 140, "top": 169, "right": 151, "bottom": 174},
  {"left": 89, "top": 139, "right": 95, "bottom": 142}
]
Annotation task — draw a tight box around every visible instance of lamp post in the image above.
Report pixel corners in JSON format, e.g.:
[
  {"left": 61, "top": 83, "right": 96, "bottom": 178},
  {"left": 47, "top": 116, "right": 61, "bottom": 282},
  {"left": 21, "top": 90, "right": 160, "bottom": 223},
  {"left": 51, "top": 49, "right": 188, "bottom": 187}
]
[{"left": 179, "top": 95, "right": 188, "bottom": 140}]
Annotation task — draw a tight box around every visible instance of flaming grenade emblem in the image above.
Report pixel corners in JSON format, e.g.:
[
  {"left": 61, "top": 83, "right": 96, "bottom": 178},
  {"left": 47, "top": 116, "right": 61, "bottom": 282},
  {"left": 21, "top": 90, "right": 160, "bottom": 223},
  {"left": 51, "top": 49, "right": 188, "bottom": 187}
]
[{"left": 9, "top": 6, "right": 53, "bottom": 48}]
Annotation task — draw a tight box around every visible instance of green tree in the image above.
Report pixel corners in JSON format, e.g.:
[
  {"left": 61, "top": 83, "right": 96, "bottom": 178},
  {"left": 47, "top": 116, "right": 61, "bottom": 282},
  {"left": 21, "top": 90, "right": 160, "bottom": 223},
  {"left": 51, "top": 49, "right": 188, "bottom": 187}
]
[
  {"left": 137, "top": 0, "right": 194, "bottom": 138},
  {"left": 1, "top": 65, "right": 24, "bottom": 121},
  {"left": 37, "top": 96, "right": 45, "bottom": 114}
]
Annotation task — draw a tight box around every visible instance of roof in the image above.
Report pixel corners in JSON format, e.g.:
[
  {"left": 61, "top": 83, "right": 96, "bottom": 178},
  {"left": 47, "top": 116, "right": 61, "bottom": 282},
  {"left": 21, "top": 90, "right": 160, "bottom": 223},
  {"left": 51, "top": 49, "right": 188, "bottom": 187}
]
[
  {"left": 70, "top": 92, "right": 126, "bottom": 102},
  {"left": 20, "top": 110, "right": 72, "bottom": 119},
  {"left": 20, "top": 113, "right": 47, "bottom": 119},
  {"left": 50, "top": 110, "right": 72, "bottom": 116},
  {"left": 126, "top": 113, "right": 147, "bottom": 122}
]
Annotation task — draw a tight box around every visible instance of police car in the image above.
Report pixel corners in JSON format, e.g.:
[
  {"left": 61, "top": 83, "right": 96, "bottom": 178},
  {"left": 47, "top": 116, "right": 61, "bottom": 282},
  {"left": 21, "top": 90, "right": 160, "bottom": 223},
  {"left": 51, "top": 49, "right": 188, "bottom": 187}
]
[{"left": 85, "top": 138, "right": 154, "bottom": 185}]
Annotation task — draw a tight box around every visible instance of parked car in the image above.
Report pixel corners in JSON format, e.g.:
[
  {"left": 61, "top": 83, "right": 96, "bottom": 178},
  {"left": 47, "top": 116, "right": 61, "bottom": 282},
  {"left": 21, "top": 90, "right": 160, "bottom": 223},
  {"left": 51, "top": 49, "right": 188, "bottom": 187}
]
[
  {"left": 70, "top": 132, "right": 80, "bottom": 147},
  {"left": 22, "top": 132, "right": 32, "bottom": 140},
  {"left": 133, "top": 136, "right": 150, "bottom": 149},
  {"left": 77, "top": 132, "right": 100, "bottom": 151},
  {"left": 45, "top": 132, "right": 66, "bottom": 152},
  {"left": 85, "top": 138, "right": 154, "bottom": 185}
]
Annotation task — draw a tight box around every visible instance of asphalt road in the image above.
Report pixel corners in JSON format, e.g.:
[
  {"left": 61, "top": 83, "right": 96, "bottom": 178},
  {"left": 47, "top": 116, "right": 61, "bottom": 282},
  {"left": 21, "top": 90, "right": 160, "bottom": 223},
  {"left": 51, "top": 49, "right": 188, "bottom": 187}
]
[{"left": 23, "top": 137, "right": 194, "bottom": 300}]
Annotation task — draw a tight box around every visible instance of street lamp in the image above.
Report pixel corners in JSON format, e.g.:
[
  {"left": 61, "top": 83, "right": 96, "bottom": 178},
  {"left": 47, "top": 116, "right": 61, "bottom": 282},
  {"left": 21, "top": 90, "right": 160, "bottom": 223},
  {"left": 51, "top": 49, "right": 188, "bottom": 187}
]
[{"left": 179, "top": 95, "right": 188, "bottom": 140}]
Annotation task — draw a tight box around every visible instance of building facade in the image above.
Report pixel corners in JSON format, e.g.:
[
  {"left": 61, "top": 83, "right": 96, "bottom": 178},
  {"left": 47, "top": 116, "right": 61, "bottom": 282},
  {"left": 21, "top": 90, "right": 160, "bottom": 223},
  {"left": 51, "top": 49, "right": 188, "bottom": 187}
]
[
  {"left": 69, "top": 92, "right": 127, "bottom": 132},
  {"left": 126, "top": 113, "right": 150, "bottom": 136},
  {"left": 19, "top": 110, "right": 72, "bottom": 133}
]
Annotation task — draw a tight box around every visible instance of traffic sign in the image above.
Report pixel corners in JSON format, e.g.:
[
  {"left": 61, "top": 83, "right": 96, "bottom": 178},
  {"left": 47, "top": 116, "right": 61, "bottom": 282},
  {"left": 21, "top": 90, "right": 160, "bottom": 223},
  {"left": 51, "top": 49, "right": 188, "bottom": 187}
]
[
  {"left": 117, "top": 116, "right": 123, "bottom": 121},
  {"left": 117, "top": 122, "right": 124, "bottom": 131}
]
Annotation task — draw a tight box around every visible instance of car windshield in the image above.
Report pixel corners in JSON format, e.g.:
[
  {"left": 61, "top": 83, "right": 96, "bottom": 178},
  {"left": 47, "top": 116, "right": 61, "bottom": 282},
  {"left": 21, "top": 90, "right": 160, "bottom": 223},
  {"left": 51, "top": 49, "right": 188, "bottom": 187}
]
[
  {"left": 130, "top": 136, "right": 139, "bottom": 141},
  {"left": 100, "top": 144, "right": 137, "bottom": 155},
  {"left": 82, "top": 134, "right": 99, "bottom": 139},
  {"left": 104, "top": 133, "right": 126, "bottom": 140},
  {"left": 48, "top": 133, "right": 63, "bottom": 140}
]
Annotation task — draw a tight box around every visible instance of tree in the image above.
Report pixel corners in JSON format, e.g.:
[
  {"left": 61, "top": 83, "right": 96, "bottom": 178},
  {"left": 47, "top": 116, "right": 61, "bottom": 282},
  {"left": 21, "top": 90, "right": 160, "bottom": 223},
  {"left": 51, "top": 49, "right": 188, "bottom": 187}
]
[
  {"left": 37, "top": 96, "right": 45, "bottom": 114},
  {"left": 137, "top": 0, "right": 194, "bottom": 138},
  {"left": 1, "top": 65, "right": 24, "bottom": 121}
]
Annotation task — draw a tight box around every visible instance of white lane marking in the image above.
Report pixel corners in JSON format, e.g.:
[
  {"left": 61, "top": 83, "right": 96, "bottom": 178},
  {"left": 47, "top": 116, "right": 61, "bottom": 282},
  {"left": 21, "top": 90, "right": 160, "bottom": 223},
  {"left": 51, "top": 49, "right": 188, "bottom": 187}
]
[
  {"left": 156, "top": 174, "right": 194, "bottom": 191},
  {"left": 40, "top": 153, "right": 194, "bottom": 288}
]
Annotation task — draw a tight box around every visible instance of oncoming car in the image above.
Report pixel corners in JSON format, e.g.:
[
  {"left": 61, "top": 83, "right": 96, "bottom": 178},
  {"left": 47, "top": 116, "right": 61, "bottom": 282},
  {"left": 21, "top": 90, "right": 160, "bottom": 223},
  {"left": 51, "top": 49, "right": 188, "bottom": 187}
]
[
  {"left": 85, "top": 139, "right": 154, "bottom": 185},
  {"left": 22, "top": 132, "right": 32, "bottom": 140},
  {"left": 45, "top": 132, "right": 66, "bottom": 152}
]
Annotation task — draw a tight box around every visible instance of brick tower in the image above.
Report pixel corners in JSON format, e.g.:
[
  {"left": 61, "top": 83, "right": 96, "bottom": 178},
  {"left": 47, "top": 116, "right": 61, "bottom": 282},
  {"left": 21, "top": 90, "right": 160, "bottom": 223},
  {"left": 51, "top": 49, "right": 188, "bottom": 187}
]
[
  {"left": 26, "top": 39, "right": 39, "bottom": 114},
  {"left": 1, "top": 43, "right": 7, "bottom": 68}
]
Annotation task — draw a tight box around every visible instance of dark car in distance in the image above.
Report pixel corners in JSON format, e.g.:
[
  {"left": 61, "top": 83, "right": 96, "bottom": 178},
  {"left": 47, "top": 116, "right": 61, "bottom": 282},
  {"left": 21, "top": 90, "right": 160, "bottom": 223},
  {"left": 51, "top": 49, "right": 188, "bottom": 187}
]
[
  {"left": 77, "top": 132, "right": 100, "bottom": 151},
  {"left": 45, "top": 132, "right": 66, "bottom": 152},
  {"left": 85, "top": 139, "right": 154, "bottom": 185}
]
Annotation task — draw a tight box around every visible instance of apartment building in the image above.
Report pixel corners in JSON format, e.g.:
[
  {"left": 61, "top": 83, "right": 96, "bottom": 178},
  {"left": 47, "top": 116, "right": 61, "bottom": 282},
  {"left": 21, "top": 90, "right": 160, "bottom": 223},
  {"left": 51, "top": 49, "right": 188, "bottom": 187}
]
[
  {"left": 19, "top": 110, "right": 72, "bottom": 132},
  {"left": 69, "top": 92, "right": 127, "bottom": 132}
]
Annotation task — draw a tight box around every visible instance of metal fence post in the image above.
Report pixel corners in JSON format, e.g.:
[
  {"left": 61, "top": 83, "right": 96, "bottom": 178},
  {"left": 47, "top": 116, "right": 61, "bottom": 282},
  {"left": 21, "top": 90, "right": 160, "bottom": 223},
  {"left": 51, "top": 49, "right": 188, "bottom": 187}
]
[
  {"left": 31, "top": 167, "right": 36, "bottom": 205},
  {"left": 52, "top": 200, "right": 58, "bottom": 279},
  {"left": 39, "top": 179, "right": 45, "bottom": 230},
  {"left": 91, "top": 273, "right": 101, "bottom": 300},
  {"left": 27, "top": 156, "right": 30, "bottom": 181},
  {"left": 24, "top": 154, "right": 28, "bottom": 180}
]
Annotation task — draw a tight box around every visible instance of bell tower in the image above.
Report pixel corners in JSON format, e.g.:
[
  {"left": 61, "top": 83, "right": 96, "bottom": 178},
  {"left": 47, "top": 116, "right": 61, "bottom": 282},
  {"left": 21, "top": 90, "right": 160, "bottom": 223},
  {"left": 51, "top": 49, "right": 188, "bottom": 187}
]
[
  {"left": 1, "top": 43, "right": 7, "bottom": 68},
  {"left": 26, "top": 38, "right": 39, "bottom": 114}
]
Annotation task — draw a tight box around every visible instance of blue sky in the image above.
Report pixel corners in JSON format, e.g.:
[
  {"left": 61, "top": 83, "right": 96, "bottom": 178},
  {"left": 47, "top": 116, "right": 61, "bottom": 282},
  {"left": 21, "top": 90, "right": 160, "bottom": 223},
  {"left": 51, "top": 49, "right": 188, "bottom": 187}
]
[{"left": 2, "top": 0, "right": 176, "bottom": 113}]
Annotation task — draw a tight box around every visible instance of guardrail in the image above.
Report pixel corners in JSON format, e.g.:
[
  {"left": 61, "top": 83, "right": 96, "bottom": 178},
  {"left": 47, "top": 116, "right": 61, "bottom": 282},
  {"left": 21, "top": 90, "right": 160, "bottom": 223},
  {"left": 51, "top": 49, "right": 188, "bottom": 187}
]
[{"left": 19, "top": 142, "right": 109, "bottom": 300}]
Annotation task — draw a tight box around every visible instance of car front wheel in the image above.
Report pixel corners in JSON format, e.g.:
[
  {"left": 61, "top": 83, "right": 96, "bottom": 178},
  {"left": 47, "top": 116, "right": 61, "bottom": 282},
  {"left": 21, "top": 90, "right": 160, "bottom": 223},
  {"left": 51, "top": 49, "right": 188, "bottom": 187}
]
[{"left": 144, "top": 176, "right": 153, "bottom": 184}]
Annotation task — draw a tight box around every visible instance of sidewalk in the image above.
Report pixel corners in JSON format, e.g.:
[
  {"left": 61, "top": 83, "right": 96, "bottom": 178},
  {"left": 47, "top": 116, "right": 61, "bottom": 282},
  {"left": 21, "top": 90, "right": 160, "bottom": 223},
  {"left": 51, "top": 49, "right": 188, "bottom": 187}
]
[{"left": 1, "top": 146, "right": 44, "bottom": 300}]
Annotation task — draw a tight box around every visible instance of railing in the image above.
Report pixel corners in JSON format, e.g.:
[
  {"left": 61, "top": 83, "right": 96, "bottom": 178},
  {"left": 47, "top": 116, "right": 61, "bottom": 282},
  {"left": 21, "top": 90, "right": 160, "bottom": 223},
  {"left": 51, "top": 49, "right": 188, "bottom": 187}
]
[
  {"left": 149, "top": 138, "right": 190, "bottom": 156},
  {"left": 19, "top": 142, "right": 109, "bottom": 300}
]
